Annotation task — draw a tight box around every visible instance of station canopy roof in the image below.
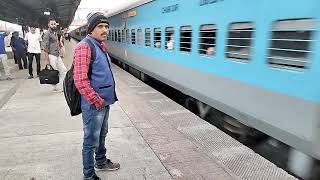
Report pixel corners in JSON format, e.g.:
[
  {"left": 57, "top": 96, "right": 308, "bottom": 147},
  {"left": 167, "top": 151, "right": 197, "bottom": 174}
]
[{"left": 0, "top": 0, "right": 81, "bottom": 28}]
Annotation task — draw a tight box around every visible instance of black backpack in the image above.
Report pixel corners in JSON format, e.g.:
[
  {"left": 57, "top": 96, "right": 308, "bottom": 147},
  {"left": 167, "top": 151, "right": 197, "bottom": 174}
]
[{"left": 63, "top": 38, "right": 96, "bottom": 116}]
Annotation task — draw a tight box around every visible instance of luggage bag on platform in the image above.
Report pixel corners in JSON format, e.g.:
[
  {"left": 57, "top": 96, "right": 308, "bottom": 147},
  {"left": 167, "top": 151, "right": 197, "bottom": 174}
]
[{"left": 39, "top": 64, "right": 59, "bottom": 85}]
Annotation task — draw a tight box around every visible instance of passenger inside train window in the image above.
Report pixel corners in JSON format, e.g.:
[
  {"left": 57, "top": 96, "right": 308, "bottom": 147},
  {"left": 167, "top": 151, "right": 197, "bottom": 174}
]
[
  {"left": 165, "top": 27, "right": 174, "bottom": 50},
  {"left": 199, "top": 24, "right": 216, "bottom": 56},
  {"left": 166, "top": 34, "right": 174, "bottom": 50},
  {"left": 154, "top": 28, "right": 161, "bottom": 48},
  {"left": 206, "top": 47, "right": 216, "bottom": 56},
  {"left": 155, "top": 42, "right": 161, "bottom": 48}
]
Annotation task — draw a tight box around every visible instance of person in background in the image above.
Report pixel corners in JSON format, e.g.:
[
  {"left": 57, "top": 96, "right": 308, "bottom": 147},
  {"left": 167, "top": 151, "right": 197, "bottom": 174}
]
[
  {"left": 11, "top": 31, "right": 28, "bottom": 70},
  {"left": 206, "top": 47, "right": 216, "bottom": 56},
  {"left": 0, "top": 30, "right": 12, "bottom": 80},
  {"left": 166, "top": 34, "right": 174, "bottom": 50},
  {"left": 25, "top": 25, "right": 42, "bottom": 79},
  {"left": 10, "top": 32, "right": 18, "bottom": 64},
  {"left": 42, "top": 18, "right": 67, "bottom": 92}
]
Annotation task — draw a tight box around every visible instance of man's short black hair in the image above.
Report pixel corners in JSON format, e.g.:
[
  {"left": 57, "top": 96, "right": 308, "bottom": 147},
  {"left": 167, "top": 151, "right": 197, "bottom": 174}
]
[
  {"left": 30, "top": 24, "right": 37, "bottom": 28},
  {"left": 48, "top": 17, "right": 56, "bottom": 24}
]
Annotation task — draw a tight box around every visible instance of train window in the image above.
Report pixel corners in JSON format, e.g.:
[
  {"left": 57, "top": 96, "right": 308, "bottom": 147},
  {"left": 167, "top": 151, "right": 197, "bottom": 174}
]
[
  {"left": 111, "top": 30, "right": 114, "bottom": 41},
  {"left": 199, "top": 24, "right": 217, "bottom": 56},
  {"left": 114, "top": 30, "right": 118, "bottom": 42},
  {"left": 154, "top": 28, "right": 161, "bottom": 48},
  {"left": 180, "top": 26, "right": 192, "bottom": 53},
  {"left": 131, "top": 29, "right": 136, "bottom": 44},
  {"left": 145, "top": 28, "right": 151, "bottom": 47},
  {"left": 118, "top": 30, "right": 121, "bottom": 42},
  {"left": 107, "top": 30, "right": 110, "bottom": 40},
  {"left": 268, "top": 19, "right": 315, "bottom": 70},
  {"left": 137, "top": 29, "right": 143, "bottom": 46},
  {"left": 122, "top": 29, "right": 125, "bottom": 42},
  {"left": 226, "top": 22, "right": 254, "bottom": 61},
  {"left": 126, "top": 29, "right": 130, "bottom": 44},
  {"left": 165, "top": 27, "right": 174, "bottom": 50}
]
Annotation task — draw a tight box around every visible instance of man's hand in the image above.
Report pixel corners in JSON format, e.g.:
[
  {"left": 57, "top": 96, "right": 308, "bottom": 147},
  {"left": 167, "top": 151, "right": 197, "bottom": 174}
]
[
  {"left": 44, "top": 51, "right": 50, "bottom": 65},
  {"left": 96, "top": 99, "right": 106, "bottom": 111}
]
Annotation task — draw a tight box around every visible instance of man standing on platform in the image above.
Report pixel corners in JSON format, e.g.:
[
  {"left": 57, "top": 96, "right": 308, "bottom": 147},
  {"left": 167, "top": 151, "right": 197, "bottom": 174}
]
[
  {"left": 42, "top": 18, "right": 67, "bottom": 92},
  {"left": 11, "top": 31, "right": 28, "bottom": 70},
  {"left": 0, "top": 30, "right": 12, "bottom": 80},
  {"left": 25, "top": 25, "right": 42, "bottom": 79},
  {"left": 73, "top": 12, "right": 120, "bottom": 180}
]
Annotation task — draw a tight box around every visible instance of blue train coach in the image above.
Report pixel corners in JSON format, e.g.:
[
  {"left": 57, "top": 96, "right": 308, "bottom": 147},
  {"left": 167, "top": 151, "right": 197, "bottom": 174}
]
[{"left": 72, "top": 0, "right": 320, "bottom": 178}]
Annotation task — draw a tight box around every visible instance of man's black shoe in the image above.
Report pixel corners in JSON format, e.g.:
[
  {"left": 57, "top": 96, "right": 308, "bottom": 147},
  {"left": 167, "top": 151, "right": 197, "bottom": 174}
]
[{"left": 95, "top": 159, "right": 120, "bottom": 171}]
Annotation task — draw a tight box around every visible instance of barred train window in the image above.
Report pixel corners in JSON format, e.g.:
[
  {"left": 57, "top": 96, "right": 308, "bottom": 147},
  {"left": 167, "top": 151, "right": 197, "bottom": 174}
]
[
  {"left": 118, "top": 30, "right": 121, "bottom": 42},
  {"left": 226, "top": 22, "right": 254, "bottom": 60},
  {"left": 180, "top": 26, "right": 192, "bottom": 53},
  {"left": 268, "top": 19, "right": 315, "bottom": 70},
  {"left": 199, "top": 24, "right": 217, "bottom": 56},
  {"left": 145, "top": 28, "right": 151, "bottom": 47},
  {"left": 165, "top": 27, "right": 174, "bottom": 50},
  {"left": 154, "top": 28, "right": 161, "bottom": 48},
  {"left": 126, "top": 29, "right": 130, "bottom": 44},
  {"left": 114, "top": 30, "right": 118, "bottom": 42},
  {"left": 121, "top": 30, "right": 125, "bottom": 42},
  {"left": 137, "top": 29, "right": 143, "bottom": 46},
  {"left": 131, "top": 29, "right": 136, "bottom": 44},
  {"left": 111, "top": 30, "right": 114, "bottom": 41}
]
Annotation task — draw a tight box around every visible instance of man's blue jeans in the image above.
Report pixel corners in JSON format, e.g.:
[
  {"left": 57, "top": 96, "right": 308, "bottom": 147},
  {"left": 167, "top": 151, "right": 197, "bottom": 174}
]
[{"left": 82, "top": 105, "right": 110, "bottom": 178}]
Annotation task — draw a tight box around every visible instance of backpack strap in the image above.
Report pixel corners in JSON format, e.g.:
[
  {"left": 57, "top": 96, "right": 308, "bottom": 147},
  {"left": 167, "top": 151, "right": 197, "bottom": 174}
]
[{"left": 82, "top": 37, "right": 96, "bottom": 79}]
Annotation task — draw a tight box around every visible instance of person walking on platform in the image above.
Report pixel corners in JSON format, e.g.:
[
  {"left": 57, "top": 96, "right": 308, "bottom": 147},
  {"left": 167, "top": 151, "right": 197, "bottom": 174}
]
[
  {"left": 25, "top": 26, "right": 42, "bottom": 79},
  {"left": 73, "top": 12, "right": 120, "bottom": 180},
  {"left": 10, "top": 32, "right": 18, "bottom": 64},
  {"left": 0, "top": 30, "right": 12, "bottom": 80},
  {"left": 42, "top": 18, "right": 67, "bottom": 92},
  {"left": 11, "top": 31, "right": 28, "bottom": 70}
]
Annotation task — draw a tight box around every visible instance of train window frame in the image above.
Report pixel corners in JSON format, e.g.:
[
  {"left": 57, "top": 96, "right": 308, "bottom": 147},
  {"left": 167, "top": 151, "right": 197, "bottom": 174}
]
[
  {"left": 118, "top": 30, "right": 121, "bottom": 42},
  {"left": 137, "top": 29, "right": 143, "bottom": 46},
  {"left": 267, "top": 18, "right": 315, "bottom": 70},
  {"left": 165, "top": 27, "right": 174, "bottom": 51},
  {"left": 115, "top": 30, "right": 118, "bottom": 42},
  {"left": 199, "top": 24, "right": 217, "bottom": 57},
  {"left": 111, "top": 30, "right": 114, "bottom": 41},
  {"left": 107, "top": 30, "right": 111, "bottom": 41},
  {"left": 126, "top": 29, "right": 130, "bottom": 44},
  {"left": 180, "top": 26, "right": 192, "bottom": 53},
  {"left": 121, "top": 29, "right": 125, "bottom": 42},
  {"left": 154, "top": 28, "right": 161, "bottom": 49},
  {"left": 226, "top": 22, "right": 255, "bottom": 61},
  {"left": 145, "top": 28, "right": 151, "bottom": 47},
  {"left": 131, "top": 29, "right": 136, "bottom": 45}
]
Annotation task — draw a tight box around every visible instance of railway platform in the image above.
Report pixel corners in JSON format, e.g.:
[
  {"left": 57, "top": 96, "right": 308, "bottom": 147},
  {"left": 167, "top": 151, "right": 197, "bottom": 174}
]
[{"left": 0, "top": 40, "right": 297, "bottom": 180}]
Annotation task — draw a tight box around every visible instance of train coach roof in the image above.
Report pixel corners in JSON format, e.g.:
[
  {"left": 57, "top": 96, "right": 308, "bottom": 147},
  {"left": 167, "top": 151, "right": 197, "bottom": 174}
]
[{"left": 106, "top": 0, "right": 153, "bottom": 18}]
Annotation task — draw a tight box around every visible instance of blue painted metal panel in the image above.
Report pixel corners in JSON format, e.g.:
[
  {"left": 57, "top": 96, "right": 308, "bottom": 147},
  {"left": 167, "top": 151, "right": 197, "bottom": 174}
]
[{"left": 107, "top": 0, "right": 320, "bottom": 103}]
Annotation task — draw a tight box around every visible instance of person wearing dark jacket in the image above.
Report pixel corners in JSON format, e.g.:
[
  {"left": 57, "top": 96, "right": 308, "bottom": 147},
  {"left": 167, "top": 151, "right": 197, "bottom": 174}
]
[{"left": 11, "top": 32, "right": 27, "bottom": 70}]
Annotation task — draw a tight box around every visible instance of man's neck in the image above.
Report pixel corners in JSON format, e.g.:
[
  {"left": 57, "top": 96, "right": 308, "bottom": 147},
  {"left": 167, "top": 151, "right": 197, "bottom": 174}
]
[{"left": 88, "top": 34, "right": 102, "bottom": 43}]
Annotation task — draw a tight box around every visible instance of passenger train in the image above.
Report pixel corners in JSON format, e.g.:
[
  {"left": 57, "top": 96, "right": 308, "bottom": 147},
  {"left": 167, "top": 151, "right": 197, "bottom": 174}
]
[{"left": 70, "top": 0, "right": 320, "bottom": 179}]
